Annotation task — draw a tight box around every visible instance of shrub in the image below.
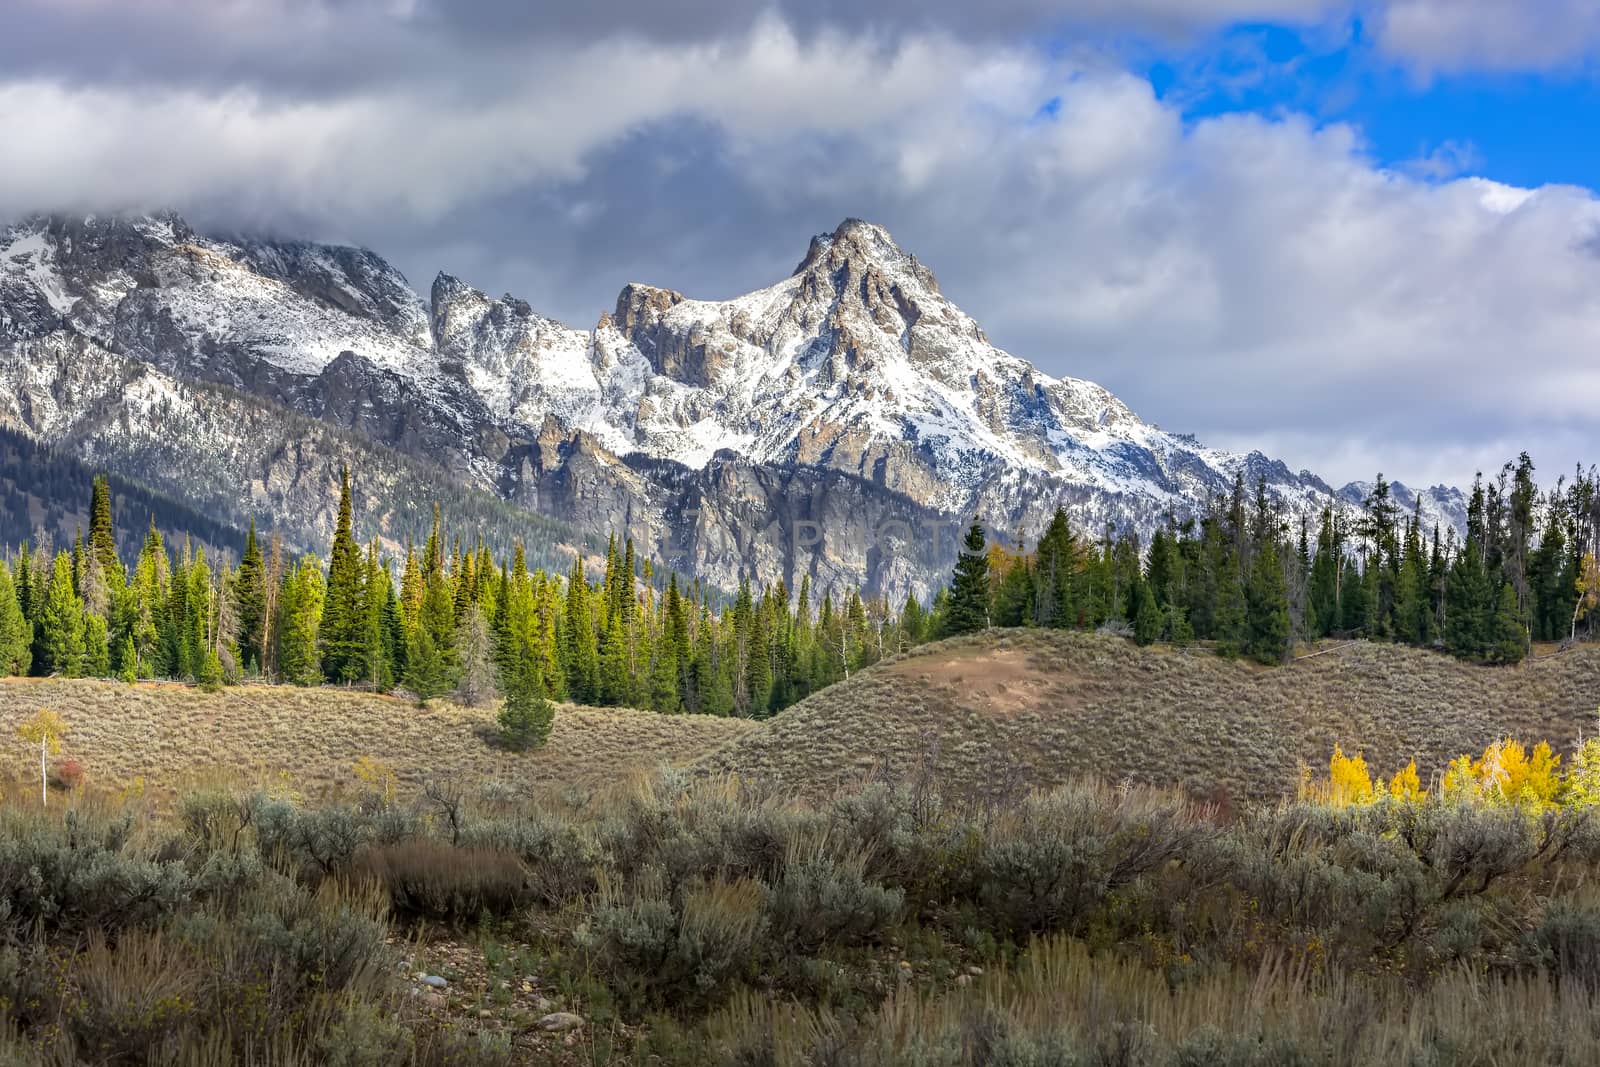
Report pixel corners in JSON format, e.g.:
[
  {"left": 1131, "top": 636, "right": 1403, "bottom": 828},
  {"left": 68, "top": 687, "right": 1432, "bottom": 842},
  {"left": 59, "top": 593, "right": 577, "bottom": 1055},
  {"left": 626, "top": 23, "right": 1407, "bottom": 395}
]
[
  {"left": 465, "top": 812, "right": 602, "bottom": 906},
  {"left": 970, "top": 786, "right": 1196, "bottom": 939},
  {"left": 579, "top": 873, "right": 770, "bottom": 1012},
  {"left": 49, "top": 758, "right": 85, "bottom": 791},
  {"left": 351, "top": 840, "right": 528, "bottom": 922},
  {"left": 255, "top": 801, "right": 372, "bottom": 877},
  {"left": 767, "top": 845, "right": 903, "bottom": 955},
  {"left": 1529, "top": 895, "right": 1600, "bottom": 992}
]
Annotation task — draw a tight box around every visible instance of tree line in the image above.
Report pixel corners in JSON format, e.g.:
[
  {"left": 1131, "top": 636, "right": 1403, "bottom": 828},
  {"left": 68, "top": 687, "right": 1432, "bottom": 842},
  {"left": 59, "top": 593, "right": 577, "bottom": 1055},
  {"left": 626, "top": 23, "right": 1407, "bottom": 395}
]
[
  {"left": 0, "top": 471, "right": 912, "bottom": 724},
  {"left": 933, "top": 453, "right": 1600, "bottom": 666},
  {"left": 1, "top": 453, "right": 1595, "bottom": 718}
]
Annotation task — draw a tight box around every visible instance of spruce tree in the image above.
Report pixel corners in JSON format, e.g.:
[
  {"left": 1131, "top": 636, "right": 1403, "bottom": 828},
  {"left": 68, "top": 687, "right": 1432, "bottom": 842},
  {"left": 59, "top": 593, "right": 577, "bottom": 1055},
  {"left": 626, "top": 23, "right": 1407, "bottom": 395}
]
[
  {"left": 1245, "top": 542, "right": 1291, "bottom": 665},
  {"left": 497, "top": 643, "right": 554, "bottom": 750},
  {"left": 1132, "top": 582, "right": 1161, "bottom": 646},
  {"left": 1491, "top": 582, "right": 1529, "bottom": 665},
  {"left": 236, "top": 519, "right": 267, "bottom": 670},
  {"left": 1214, "top": 565, "right": 1248, "bottom": 659},
  {"left": 563, "top": 557, "right": 599, "bottom": 703},
  {"left": 82, "top": 612, "right": 110, "bottom": 677},
  {"left": 0, "top": 562, "right": 32, "bottom": 676},
  {"left": 277, "top": 555, "right": 325, "bottom": 686},
  {"left": 598, "top": 606, "right": 628, "bottom": 706},
  {"left": 319, "top": 468, "right": 367, "bottom": 683},
  {"left": 945, "top": 521, "right": 991, "bottom": 635},
  {"left": 38, "top": 552, "right": 85, "bottom": 677}
]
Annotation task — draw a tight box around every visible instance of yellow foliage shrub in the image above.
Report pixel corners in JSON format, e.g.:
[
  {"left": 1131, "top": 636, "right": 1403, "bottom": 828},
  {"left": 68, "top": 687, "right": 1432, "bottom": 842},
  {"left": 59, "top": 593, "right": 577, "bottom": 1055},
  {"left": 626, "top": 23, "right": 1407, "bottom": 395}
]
[
  {"left": 1388, "top": 760, "right": 1423, "bottom": 801},
  {"left": 1327, "top": 745, "right": 1374, "bottom": 807}
]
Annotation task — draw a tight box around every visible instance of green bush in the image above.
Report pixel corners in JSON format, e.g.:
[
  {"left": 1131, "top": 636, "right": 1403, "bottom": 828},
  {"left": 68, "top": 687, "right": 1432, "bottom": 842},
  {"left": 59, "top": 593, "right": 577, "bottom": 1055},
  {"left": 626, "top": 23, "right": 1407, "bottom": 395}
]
[{"left": 579, "top": 874, "right": 771, "bottom": 1012}]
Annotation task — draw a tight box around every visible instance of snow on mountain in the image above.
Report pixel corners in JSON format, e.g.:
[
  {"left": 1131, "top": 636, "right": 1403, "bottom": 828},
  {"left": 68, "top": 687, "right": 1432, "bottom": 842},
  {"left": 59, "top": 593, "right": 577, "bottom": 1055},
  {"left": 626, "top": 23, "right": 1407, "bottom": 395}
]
[{"left": 0, "top": 211, "right": 1466, "bottom": 597}]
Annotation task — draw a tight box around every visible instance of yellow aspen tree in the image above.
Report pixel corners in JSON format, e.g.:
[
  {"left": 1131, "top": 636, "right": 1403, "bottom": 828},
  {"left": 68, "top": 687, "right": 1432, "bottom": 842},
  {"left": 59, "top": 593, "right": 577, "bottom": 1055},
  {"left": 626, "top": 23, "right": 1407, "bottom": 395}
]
[
  {"left": 1388, "top": 759, "right": 1423, "bottom": 801},
  {"left": 16, "top": 709, "right": 68, "bottom": 807}
]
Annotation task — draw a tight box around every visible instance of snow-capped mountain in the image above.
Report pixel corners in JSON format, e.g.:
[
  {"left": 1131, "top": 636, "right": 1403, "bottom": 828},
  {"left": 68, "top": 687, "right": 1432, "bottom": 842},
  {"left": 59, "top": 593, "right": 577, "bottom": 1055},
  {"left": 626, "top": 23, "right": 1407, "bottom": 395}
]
[{"left": 0, "top": 212, "right": 1465, "bottom": 599}]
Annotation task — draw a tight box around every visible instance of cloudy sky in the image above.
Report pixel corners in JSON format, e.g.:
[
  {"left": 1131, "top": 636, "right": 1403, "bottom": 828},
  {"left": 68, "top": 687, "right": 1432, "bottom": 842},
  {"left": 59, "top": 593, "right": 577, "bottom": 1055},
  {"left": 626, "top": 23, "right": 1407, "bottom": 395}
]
[{"left": 3, "top": 0, "right": 1599, "bottom": 490}]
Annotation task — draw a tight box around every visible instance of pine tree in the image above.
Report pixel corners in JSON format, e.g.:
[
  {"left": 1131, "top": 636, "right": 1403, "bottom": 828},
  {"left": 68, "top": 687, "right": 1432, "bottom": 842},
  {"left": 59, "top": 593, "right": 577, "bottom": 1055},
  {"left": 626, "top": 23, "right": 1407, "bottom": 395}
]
[
  {"left": 598, "top": 606, "right": 628, "bottom": 706},
  {"left": 319, "top": 468, "right": 367, "bottom": 683},
  {"left": 38, "top": 552, "right": 85, "bottom": 677},
  {"left": 945, "top": 521, "right": 991, "bottom": 635},
  {"left": 1132, "top": 581, "right": 1161, "bottom": 646},
  {"left": 0, "top": 562, "right": 32, "bottom": 676},
  {"left": 277, "top": 555, "right": 325, "bottom": 686},
  {"left": 1491, "top": 582, "right": 1529, "bottom": 665},
  {"left": 1246, "top": 542, "right": 1291, "bottom": 665},
  {"left": 563, "top": 556, "right": 599, "bottom": 703},
  {"left": 236, "top": 519, "right": 267, "bottom": 670},
  {"left": 497, "top": 644, "right": 554, "bottom": 750}
]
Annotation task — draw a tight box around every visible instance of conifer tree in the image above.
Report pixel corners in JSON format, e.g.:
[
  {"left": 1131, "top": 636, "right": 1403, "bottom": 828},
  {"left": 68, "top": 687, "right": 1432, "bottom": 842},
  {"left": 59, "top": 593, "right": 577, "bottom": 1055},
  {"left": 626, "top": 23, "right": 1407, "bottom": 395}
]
[
  {"left": 82, "top": 612, "right": 110, "bottom": 677},
  {"left": 319, "top": 467, "right": 367, "bottom": 683},
  {"left": 563, "top": 556, "right": 599, "bottom": 703},
  {"left": 1246, "top": 541, "right": 1291, "bottom": 665},
  {"left": 1214, "top": 564, "right": 1248, "bottom": 659},
  {"left": 1132, "top": 582, "right": 1161, "bottom": 646},
  {"left": 236, "top": 518, "right": 267, "bottom": 671},
  {"left": 599, "top": 606, "right": 628, "bottom": 706},
  {"left": 945, "top": 521, "right": 991, "bottom": 635},
  {"left": 1491, "top": 582, "right": 1529, "bottom": 665},
  {"left": 406, "top": 564, "right": 457, "bottom": 700},
  {"left": 86, "top": 476, "right": 123, "bottom": 588},
  {"left": 38, "top": 552, "right": 85, "bottom": 677},
  {"left": 453, "top": 606, "right": 498, "bottom": 706},
  {"left": 497, "top": 641, "right": 554, "bottom": 750},
  {"left": 0, "top": 562, "right": 32, "bottom": 676},
  {"left": 277, "top": 554, "right": 325, "bottom": 686}
]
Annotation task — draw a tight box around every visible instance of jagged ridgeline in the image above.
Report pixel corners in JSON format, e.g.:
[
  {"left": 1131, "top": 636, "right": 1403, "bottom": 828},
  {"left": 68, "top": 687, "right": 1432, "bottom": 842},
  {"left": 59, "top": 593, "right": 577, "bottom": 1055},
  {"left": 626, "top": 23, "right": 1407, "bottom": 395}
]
[{"left": 0, "top": 212, "right": 1471, "bottom": 604}]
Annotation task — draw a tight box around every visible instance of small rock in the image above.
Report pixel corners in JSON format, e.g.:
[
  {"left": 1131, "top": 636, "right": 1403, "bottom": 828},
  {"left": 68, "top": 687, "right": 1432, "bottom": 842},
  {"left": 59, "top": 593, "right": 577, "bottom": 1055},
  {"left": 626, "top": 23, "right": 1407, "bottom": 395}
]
[
  {"left": 425, "top": 991, "right": 448, "bottom": 1008},
  {"left": 536, "top": 1012, "right": 585, "bottom": 1033},
  {"left": 535, "top": 996, "right": 554, "bottom": 1012},
  {"left": 955, "top": 974, "right": 973, "bottom": 987},
  {"left": 520, "top": 981, "right": 534, "bottom": 993},
  {"left": 965, "top": 965, "right": 984, "bottom": 976},
  {"left": 421, "top": 975, "right": 449, "bottom": 989},
  {"left": 478, "top": 1008, "right": 493, "bottom": 1019}
]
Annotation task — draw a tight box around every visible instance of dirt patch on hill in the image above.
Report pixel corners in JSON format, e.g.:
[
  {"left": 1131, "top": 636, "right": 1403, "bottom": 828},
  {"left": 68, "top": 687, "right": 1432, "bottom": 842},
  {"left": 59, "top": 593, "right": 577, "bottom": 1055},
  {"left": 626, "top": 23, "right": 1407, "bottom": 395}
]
[{"left": 885, "top": 647, "right": 1079, "bottom": 719}]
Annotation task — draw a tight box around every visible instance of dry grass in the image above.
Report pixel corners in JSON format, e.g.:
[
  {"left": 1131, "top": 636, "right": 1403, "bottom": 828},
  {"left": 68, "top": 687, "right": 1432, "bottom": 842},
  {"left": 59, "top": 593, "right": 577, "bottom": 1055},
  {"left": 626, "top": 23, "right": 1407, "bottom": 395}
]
[
  {"left": 5, "top": 631, "right": 1595, "bottom": 808},
  {"left": 0, "top": 678, "right": 755, "bottom": 803},
  {"left": 697, "top": 630, "right": 1600, "bottom": 802}
]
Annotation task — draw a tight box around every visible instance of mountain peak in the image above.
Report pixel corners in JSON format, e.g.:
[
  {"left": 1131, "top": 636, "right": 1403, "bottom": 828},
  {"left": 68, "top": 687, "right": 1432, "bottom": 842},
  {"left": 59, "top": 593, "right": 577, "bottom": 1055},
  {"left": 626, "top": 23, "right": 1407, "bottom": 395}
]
[{"left": 792, "top": 218, "right": 937, "bottom": 293}]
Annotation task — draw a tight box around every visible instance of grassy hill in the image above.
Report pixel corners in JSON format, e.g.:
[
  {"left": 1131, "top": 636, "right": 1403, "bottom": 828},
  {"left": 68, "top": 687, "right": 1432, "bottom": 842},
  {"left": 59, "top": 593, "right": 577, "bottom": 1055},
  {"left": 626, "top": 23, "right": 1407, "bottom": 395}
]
[
  {"left": 697, "top": 630, "right": 1600, "bottom": 802},
  {"left": 3, "top": 631, "right": 1596, "bottom": 806},
  {"left": 0, "top": 678, "right": 754, "bottom": 803}
]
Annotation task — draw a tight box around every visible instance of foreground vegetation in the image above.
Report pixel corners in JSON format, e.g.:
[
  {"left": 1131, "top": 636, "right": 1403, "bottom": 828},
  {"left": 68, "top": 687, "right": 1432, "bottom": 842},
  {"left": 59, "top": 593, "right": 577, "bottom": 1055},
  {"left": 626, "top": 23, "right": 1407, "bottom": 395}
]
[{"left": 9, "top": 747, "right": 1600, "bottom": 1064}]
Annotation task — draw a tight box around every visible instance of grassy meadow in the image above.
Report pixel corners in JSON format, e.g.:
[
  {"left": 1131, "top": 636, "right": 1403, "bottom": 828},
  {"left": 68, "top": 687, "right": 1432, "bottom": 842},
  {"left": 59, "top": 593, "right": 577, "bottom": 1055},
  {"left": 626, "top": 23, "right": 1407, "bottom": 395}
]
[{"left": 1, "top": 632, "right": 1599, "bottom": 1063}]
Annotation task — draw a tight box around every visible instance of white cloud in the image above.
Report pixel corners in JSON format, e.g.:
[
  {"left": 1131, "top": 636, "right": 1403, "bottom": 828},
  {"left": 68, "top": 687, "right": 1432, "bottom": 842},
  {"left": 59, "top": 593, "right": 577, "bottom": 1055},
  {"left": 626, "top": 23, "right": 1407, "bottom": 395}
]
[
  {"left": 0, "top": 5, "right": 1598, "bottom": 491},
  {"left": 1375, "top": 0, "right": 1600, "bottom": 73}
]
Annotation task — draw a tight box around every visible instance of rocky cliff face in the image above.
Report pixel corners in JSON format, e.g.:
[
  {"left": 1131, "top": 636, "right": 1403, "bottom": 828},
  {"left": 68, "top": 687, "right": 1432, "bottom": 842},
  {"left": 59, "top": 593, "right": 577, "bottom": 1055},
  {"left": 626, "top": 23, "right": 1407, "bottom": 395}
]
[{"left": 0, "top": 212, "right": 1466, "bottom": 599}]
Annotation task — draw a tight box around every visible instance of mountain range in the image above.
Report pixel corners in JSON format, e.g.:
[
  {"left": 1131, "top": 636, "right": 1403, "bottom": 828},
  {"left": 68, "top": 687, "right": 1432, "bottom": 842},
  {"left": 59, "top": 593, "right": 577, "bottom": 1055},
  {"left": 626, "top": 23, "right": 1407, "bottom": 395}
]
[{"left": 0, "top": 212, "right": 1465, "bottom": 599}]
